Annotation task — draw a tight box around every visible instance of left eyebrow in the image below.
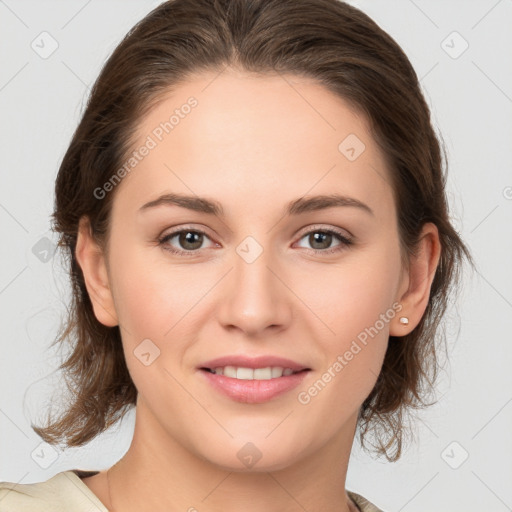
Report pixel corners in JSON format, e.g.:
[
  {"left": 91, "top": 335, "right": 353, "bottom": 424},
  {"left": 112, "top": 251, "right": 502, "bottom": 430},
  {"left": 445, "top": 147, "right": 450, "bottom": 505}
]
[
  {"left": 286, "top": 194, "right": 374, "bottom": 217},
  {"left": 138, "top": 192, "right": 374, "bottom": 217}
]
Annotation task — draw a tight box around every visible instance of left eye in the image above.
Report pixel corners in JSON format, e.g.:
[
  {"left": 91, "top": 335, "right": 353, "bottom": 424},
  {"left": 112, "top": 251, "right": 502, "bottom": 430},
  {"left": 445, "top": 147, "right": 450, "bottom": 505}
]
[{"left": 295, "top": 228, "right": 353, "bottom": 253}]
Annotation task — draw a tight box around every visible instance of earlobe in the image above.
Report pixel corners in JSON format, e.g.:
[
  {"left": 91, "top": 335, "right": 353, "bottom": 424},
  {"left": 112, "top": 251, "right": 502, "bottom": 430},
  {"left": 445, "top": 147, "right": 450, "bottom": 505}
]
[
  {"left": 75, "top": 216, "right": 119, "bottom": 327},
  {"left": 390, "top": 222, "right": 441, "bottom": 336}
]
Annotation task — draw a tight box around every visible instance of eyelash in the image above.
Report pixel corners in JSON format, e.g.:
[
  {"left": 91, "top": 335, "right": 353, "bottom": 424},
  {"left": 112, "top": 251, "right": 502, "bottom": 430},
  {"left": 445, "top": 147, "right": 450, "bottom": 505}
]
[{"left": 158, "top": 225, "right": 353, "bottom": 257}]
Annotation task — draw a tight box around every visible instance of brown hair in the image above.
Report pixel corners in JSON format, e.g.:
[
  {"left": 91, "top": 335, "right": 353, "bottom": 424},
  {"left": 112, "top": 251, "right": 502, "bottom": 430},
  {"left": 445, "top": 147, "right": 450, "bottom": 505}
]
[{"left": 32, "top": 0, "right": 473, "bottom": 461}]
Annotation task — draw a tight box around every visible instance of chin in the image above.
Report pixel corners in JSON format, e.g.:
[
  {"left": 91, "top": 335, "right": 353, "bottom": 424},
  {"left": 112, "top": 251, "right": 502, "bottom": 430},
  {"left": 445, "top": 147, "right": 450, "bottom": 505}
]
[{"left": 195, "top": 434, "right": 313, "bottom": 473}]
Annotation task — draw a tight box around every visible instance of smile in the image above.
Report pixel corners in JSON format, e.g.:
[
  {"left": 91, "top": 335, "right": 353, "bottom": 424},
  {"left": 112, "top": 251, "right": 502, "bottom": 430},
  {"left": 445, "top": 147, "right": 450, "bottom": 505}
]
[{"left": 202, "top": 366, "right": 301, "bottom": 380}]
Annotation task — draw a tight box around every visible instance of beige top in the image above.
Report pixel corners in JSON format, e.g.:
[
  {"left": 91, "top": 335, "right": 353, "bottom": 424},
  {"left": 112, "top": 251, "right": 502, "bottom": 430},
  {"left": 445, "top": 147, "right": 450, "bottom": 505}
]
[{"left": 0, "top": 470, "right": 384, "bottom": 512}]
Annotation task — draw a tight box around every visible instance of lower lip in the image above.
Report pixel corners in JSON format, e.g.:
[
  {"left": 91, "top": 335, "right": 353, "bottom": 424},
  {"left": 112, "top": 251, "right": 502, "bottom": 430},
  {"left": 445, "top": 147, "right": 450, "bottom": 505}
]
[{"left": 199, "top": 369, "right": 310, "bottom": 404}]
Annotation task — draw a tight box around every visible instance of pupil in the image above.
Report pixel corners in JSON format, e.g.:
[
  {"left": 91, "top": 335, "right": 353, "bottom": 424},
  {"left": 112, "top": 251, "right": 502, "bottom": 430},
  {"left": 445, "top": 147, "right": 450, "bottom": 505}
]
[
  {"left": 180, "top": 231, "right": 202, "bottom": 250},
  {"left": 311, "top": 232, "right": 331, "bottom": 249}
]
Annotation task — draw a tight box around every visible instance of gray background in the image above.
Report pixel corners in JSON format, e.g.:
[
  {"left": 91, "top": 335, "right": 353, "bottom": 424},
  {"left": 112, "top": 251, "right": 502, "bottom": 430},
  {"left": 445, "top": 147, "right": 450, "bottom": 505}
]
[{"left": 1, "top": 1, "right": 511, "bottom": 510}]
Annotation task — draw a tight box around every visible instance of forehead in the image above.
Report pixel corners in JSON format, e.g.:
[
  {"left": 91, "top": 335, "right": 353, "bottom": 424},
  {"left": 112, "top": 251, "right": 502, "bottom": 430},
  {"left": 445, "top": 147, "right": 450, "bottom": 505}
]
[{"left": 112, "top": 69, "right": 395, "bottom": 220}]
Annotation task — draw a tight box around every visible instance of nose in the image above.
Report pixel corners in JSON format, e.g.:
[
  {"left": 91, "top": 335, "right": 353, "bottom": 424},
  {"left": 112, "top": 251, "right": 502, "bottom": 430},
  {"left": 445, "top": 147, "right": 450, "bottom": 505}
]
[{"left": 216, "top": 243, "right": 293, "bottom": 337}]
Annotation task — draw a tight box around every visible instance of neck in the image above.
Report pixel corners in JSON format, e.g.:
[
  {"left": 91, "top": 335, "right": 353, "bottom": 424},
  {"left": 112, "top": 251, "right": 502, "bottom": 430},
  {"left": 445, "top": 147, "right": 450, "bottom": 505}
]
[{"left": 108, "top": 399, "right": 358, "bottom": 512}]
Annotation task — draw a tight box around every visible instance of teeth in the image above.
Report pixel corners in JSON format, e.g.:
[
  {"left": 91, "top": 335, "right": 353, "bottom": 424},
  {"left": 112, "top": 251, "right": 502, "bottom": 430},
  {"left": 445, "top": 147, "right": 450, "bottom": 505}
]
[
  {"left": 253, "top": 367, "right": 272, "bottom": 380},
  {"left": 236, "top": 367, "right": 254, "bottom": 380},
  {"left": 271, "top": 367, "right": 283, "bottom": 378},
  {"left": 210, "top": 366, "right": 299, "bottom": 380}
]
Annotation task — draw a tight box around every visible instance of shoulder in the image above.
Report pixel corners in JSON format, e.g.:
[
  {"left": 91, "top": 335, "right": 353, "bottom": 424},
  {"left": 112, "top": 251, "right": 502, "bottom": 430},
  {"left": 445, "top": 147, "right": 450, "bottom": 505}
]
[
  {"left": 0, "top": 470, "right": 108, "bottom": 512},
  {"left": 348, "top": 490, "right": 386, "bottom": 512}
]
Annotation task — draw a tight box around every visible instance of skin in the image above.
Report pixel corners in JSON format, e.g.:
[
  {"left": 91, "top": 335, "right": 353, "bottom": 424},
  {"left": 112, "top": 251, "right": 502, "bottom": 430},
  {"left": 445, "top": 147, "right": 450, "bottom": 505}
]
[{"left": 76, "top": 69, "right": 441, "bottom": 512}]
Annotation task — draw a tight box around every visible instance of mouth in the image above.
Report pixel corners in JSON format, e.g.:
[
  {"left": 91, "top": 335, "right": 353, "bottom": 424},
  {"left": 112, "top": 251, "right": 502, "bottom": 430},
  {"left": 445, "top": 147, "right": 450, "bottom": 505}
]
[{"left": 197, "top": 356, "right": 311, "bottom": 403}]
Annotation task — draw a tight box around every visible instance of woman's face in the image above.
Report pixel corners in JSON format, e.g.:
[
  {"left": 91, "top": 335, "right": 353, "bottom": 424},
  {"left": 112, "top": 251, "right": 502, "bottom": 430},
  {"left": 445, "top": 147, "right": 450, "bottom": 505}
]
[{"left": 85, "top": 70, "right": 413, "bottom": 471}]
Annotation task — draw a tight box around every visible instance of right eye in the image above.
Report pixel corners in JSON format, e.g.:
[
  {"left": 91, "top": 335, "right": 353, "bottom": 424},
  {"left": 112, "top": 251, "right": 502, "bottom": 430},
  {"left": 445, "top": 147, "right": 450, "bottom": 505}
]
[{"left": 158, "top": 227, "right": 217, "bottom": 256}]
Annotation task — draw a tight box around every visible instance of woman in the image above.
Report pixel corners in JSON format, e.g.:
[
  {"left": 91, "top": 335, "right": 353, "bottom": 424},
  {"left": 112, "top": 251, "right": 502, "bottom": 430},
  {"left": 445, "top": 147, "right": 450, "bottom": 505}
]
[{"left": 0, "top": 0, "right": 472, "bottom": 511}]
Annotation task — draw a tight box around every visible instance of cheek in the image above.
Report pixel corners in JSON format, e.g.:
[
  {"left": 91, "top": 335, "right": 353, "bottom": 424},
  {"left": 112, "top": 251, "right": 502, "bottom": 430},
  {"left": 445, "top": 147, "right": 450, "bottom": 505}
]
[
  {"left": 295, "top": 244, "right": 401, "bottom": 343},
  {"left": 294, "top": 245, "right": 401, "bottom": 403},
  {"left": 108, "top": 243, "right": 211, "bottom": 340},
  {"left": 107, "top": 247, "right": 203, "bottom": 411}
]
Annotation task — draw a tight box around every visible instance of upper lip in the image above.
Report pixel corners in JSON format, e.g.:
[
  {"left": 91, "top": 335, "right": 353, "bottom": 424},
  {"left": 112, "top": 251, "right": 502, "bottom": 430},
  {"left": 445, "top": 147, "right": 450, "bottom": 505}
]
[{"left": 199, "top": 355, "right": 310, "bottom": 372}]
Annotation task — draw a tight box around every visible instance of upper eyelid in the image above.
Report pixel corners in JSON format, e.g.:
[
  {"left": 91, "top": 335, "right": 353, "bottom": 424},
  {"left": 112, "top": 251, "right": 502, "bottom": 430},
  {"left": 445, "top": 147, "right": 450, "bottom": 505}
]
[
  {"left": 160, "top": 225, "right": 217, "bottom": 242},
  {"left": 296, "top": 224, "right": 352, "bottom": 238}
]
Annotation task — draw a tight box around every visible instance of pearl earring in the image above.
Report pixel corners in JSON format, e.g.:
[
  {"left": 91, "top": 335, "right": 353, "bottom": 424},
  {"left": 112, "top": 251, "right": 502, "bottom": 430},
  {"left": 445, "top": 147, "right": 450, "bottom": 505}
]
[{"left": 399, "top": 316, "right": 409, "bottom": 325}]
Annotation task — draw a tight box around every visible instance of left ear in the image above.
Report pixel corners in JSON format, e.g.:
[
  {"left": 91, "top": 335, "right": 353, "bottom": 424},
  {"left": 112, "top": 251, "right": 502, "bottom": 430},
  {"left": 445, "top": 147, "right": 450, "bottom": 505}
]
[{"left": 390, "top": 222, "right": 442, "bottom": 336}]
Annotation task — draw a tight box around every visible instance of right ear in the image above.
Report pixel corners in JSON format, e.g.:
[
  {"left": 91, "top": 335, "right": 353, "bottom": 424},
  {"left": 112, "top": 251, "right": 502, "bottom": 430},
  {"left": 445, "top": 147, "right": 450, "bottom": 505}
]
[{"left": 75, "top": 216, "right": 118, "bottom": 327}]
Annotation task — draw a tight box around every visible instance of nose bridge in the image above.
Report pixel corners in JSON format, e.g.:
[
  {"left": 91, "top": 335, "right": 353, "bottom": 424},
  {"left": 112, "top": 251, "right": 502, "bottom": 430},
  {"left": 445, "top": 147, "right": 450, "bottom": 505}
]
[{"left": 217, "top": 235, "right": 291, "bottom": 335}]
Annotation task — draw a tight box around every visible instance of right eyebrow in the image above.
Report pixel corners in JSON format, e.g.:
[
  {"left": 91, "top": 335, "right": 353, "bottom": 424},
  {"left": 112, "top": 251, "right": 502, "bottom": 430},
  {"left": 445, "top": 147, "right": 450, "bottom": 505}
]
[{"left": 139, "top": 193, "right": 222, "bottom": 216}]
